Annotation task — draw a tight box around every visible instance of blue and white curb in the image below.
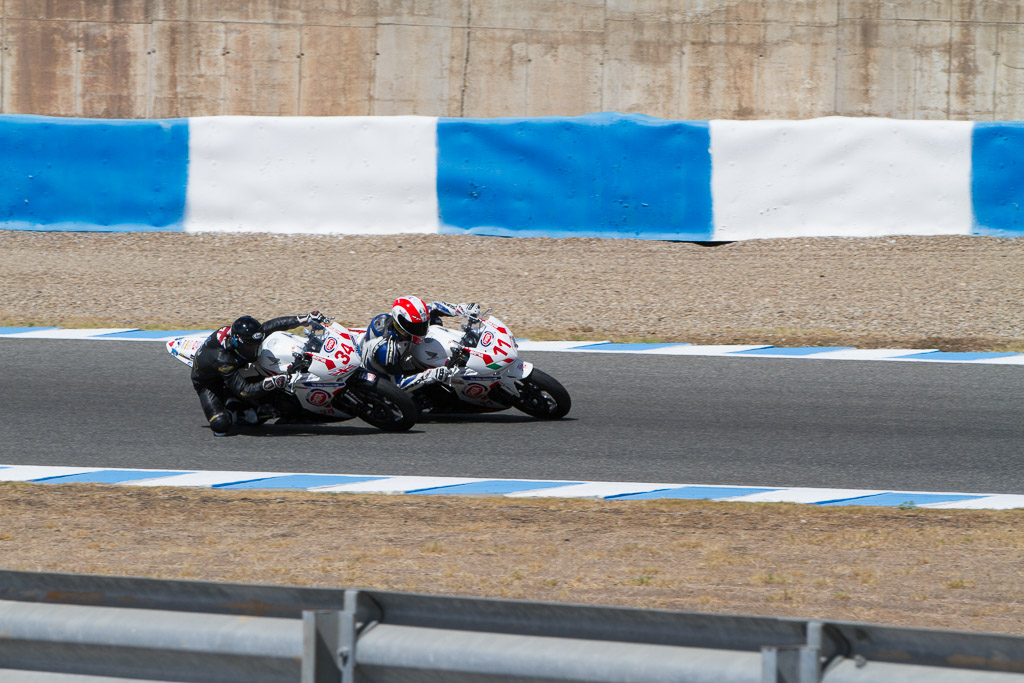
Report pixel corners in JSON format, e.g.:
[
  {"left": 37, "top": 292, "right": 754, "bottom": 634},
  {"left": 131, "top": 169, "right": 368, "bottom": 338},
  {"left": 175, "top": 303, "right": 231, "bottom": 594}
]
[
  {"left": 1, "top": 465, "right": 1020, "bottom": 510},
  {"left": 2, "top": 327, "right": 1023, "bottom": 365}
]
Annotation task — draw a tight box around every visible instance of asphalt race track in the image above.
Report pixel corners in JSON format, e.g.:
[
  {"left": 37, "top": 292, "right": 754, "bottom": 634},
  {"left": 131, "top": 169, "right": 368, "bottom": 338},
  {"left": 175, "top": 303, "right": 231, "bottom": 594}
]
[{"left": 1, "top": 339, "right": 1021, "bottom": 494}]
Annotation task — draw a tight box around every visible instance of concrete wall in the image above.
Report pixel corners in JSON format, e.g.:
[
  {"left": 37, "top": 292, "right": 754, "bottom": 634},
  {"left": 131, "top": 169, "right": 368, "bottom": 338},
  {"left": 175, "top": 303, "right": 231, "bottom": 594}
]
[{"left": 0, "top": 1, "right": 1022, "bottom": 120}]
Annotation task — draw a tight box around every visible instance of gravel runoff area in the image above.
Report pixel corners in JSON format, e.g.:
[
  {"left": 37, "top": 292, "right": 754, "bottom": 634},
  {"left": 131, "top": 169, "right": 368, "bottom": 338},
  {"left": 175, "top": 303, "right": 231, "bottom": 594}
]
[
  {"left": 1, "top": 231, "right": 1022, "bottom": 637},
  {"left": 1, "top": 231, "right": 1022, "bottom": 350}
]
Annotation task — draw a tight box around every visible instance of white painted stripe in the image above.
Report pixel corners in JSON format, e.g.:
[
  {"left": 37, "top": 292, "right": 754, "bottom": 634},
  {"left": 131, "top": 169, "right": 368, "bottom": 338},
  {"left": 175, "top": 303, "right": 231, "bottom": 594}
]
[
  {"left": 883, "top": 356, "right": 1020, "bottom": 364},
  {"left": 721, "top": 349, "right": 851, "bottom": 358},
  {"left": 0, "top": 466, "right": 103, "bottom": 481},
  {"left": 920, "top": 495, "right": 1024, "bottom": 509},
  {"left": 186, "top": 116, "right": 440, "bottom": 235},
  {"left": 506, "top": 482, "right": 678, "bottom": 498},
  {"left": 966, "top": 355, "right": 1024, "bottom": 365},
  {"left": 0, "top": 328, "right": 137, "bottom": 339},
  {"left": 566, "top": 344, "right": 695, "bottom": 354},
  {"left": 711, "top": 118, "right": 974, "bottom": 241},
  {"left": 652, "top": 345, "right": 773, "bottom": 355},
  {"left": 515, "top": 341, "right": 607, "bottom": 351},
  {"left": 801, "top": 349, "right": 938, "bottom": 360},
  {"left": 123, "top": 471, "right": 291, "bottom": 487},
  {"left": 311, "top": 476, "right": 485, "bottom": 494}
]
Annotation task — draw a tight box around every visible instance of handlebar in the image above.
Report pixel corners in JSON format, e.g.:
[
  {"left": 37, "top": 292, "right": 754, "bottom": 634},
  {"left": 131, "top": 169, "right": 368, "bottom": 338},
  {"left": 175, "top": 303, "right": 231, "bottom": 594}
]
[
  {"left": 285, "top": 317, "right": 335, "bottom": 373},
  {"left": 446, "top": 315, "right": 485, "bottom": 369}
]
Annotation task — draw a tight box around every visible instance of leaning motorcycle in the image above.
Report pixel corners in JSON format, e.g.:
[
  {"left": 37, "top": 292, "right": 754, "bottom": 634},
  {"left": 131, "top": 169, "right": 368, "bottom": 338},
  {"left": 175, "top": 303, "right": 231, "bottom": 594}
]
[
  {"left": 167, "top": 319, "right": 418, "bottom": 432},
  {"left": 404, "top": 310, "right": 571, "bottom": 419}
]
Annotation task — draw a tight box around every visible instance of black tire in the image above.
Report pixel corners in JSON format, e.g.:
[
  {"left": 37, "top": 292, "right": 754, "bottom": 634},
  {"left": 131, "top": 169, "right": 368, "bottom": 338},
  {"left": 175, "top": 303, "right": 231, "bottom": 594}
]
[
  {"left": 513, "top": 368, "right": 571, "bottom": 420},
  {"left": 350, "top": 381, "right": 418, "bottom": 432}
]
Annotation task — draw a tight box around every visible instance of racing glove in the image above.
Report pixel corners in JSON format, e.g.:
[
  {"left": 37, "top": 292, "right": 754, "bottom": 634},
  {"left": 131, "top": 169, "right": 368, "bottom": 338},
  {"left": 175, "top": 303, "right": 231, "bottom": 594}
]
[
  {"left": 399, "top": 367, "right": 453, "bottom": 391},
  {"left": 262, "top": 373, "right": 299, "bottom": 392},
  {"left": 457, "top": 302, "right": 480, "bottom": 318},
  {"left": 297, "top": 310, "right": 328, "bottom": 326},
  {"left": 428, "top": 366, "right": 454, "bottom": 384},
  {"left": 433, "top": 302, "right": 479, "bottom": 318}
]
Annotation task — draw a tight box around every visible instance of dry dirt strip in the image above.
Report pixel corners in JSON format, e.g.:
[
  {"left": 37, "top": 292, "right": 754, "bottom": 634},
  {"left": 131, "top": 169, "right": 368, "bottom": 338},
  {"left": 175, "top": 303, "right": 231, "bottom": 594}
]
[{"left": 1, "top": 482, "right": 1021, "bottom": 636}]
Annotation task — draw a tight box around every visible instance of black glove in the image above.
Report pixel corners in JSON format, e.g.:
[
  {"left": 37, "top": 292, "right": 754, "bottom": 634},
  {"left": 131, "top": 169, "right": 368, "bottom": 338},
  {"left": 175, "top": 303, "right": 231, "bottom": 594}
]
[
  {"left": 298, "top": 310, "right": 328, "bottom": 326},
  {"left": 262, "top": 374, "right": 296, "bottom": 391}
]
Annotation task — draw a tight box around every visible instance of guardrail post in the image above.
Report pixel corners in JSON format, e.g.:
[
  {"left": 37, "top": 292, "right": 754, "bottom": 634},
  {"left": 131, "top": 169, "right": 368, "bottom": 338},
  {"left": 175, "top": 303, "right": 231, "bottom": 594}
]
[
  {"left": 761, "top": 645, "right": 820, "bottom": 683},
  {"left": 762, "top": 621, "right": 825, "bottom": 683},
  {"left": 765, "top": 618, "right": 827, "bottom": 683},
  {"left": 301, "top": 591, "right": 359, "bottom": 683}
]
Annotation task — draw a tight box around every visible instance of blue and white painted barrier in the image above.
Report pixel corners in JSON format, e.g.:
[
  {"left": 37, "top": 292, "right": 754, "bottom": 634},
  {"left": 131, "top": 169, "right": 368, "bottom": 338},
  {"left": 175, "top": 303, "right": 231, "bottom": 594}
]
[
  {"left": 2, "top": 113, "right": 1023, "bottom": 240},
  {"left": 0, "top": 464, "right": 1020, "bottom": 509}
]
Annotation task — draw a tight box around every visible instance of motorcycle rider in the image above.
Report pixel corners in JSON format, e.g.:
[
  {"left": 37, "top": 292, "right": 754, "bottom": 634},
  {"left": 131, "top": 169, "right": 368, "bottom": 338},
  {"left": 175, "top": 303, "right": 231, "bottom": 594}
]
[
  {"left": 361, "top": 296, "right": 479, "bottom": 391},
  {"left": 191, "top": 311, "right": 328, "bottom": 436}
]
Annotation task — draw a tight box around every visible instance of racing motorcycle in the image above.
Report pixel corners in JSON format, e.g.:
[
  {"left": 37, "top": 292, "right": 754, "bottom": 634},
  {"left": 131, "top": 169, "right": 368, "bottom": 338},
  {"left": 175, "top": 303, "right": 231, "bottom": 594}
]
[
  {"left": 405, "top": 309, "right": 571, "bottom": 419},
  {"left": 167, "top": 319, "right": 418, "bottom": 432}
]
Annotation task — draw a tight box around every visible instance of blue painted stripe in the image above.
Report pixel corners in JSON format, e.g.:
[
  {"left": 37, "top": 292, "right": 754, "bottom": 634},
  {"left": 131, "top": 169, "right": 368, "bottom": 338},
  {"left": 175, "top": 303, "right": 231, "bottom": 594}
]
[
  {"left": 34, "top": 470, "right": 187, "bottom": 484},
  {"left": 729, "top": 347, "right": 854, "bottom": 356},
  {"left": 0, "top": 114, "right": 188, "bottom": 231},
  {"left": 96, "top": 329, "right": 211, "bottom": 340},
  {"left": 437, "top": 113, "right": 713, "bottom": 241},
  {"left": 214, "top": 474, "right": 385, "bottom": 490},
  {"left": 570, "top": 342, "right": 691, "bottom": 351},
  {"left": 0, "top": 326, "right": 60, "bottom": 334},
  {"left": 611, "top": 486, "right": 778, "bottom": 500},
  {"left": 894, "top": 351, "right": 1021, "bottom": 361},
  {"left": 971, "top": 122, "right": 1024, "bottom": 236},
  {"left": 818, "top": 492, "right": 983, "bottom": 507},
  {"left": 412, "top": 480, "right": 579, "bottom": 495}
]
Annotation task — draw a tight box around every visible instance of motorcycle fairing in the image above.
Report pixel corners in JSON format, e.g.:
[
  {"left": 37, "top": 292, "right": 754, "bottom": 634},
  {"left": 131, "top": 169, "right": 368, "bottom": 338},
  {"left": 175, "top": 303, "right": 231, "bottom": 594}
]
[
  {"left": 410, "top": 316, "right": 532, "bottom": 409},
  {"left": 166, "top": 333, "right": 210, "bottom": 368},
  {"left": 257, "top": 324, "right": 362, "bottom": 419}
]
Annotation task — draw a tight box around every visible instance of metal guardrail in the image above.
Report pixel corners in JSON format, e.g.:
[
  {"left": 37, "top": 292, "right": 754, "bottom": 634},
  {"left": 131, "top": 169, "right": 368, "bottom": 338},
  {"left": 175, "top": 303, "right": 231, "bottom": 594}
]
[{"left": 0, "top": 570, "right": 1021, "bottom": 682}]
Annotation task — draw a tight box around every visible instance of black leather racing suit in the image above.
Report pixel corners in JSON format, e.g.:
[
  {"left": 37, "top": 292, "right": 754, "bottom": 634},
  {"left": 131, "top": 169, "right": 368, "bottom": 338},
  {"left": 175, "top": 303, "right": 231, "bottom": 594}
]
[{"left": 190, "top": 316, "right": 303, "bottom": 433}]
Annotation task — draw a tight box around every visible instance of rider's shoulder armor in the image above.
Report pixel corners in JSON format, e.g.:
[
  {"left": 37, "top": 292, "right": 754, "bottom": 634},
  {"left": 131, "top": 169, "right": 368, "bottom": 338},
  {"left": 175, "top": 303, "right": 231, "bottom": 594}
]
[
  {"left": 194, "top": 329, "right": 241, "bottom": 377},
  {"left": 366, "top": 314, "right": 392, "bottom": 339}
]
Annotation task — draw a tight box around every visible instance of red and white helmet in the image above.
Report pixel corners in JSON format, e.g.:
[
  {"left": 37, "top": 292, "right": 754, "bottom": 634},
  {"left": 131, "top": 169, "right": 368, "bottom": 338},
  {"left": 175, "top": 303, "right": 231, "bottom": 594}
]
[{"left": 391, "top": 296, "right": 430, "bottom": 342}]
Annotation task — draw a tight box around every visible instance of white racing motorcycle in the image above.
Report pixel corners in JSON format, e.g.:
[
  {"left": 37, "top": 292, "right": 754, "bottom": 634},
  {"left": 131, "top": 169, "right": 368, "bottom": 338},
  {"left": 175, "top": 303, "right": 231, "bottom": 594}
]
[
  {"left": 405, "top": 310, "right": 571, "bottom": 420},
  {"left": 167, "top": 319, "right": 418, "bottom": 432}
]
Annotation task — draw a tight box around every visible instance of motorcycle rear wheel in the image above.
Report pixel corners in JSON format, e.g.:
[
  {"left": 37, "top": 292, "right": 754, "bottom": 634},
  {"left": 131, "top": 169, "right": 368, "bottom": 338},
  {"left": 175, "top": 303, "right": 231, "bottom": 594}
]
[
  {"left": 513, "top": 369, "right": 571, "bottom": 420},
  {"left": 350, "top": 381, "right": 418, "bottom": 432}
]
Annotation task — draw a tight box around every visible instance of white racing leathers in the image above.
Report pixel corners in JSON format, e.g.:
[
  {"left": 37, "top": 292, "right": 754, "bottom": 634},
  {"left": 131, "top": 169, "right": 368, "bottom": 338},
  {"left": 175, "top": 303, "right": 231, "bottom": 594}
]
[{"left": 359, "top": 301, "right": 472, "bottom": 390}]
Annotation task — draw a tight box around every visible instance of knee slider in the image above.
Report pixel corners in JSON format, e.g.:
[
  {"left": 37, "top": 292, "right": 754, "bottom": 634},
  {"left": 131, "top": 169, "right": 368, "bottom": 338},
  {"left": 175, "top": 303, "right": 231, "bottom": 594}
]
[{"left": 209, "top": 411, "right": 233, "bottom": 435}]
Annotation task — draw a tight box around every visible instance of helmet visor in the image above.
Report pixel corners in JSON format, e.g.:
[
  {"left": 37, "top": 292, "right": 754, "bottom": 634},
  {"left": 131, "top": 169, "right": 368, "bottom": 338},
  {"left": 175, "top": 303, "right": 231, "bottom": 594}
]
[
  {"left": 235, "top": 339, "right": 260, "bottom": 361},
  {"left": 396, "top": 318, "right": 429, "bottom": 340}
]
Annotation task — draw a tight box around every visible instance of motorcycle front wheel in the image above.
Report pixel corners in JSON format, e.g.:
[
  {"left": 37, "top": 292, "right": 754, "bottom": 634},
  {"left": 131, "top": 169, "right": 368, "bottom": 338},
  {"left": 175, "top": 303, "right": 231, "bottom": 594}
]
[
  {"left": 350, "top": 381, "right": 418, "bottom": 432},
  {"left": 513, "top": 368, "right": 571, "bottom": 420}
]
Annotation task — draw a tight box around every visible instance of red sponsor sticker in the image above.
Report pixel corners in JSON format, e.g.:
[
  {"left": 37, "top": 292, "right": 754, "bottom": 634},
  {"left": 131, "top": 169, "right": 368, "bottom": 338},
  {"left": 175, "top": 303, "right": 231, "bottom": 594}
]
[
  {"left": 464, "top": 384, "right": 487, "bottom": 399},
  {"left": 324, "top": 337, "right": 337, "bottom": 352},
  {"left": 308, "top": 390, "right": 331, "bottom": 407}
]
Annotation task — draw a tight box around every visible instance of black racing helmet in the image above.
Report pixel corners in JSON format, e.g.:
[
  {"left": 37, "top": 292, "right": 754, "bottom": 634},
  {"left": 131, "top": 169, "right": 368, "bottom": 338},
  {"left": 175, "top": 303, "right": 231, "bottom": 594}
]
[{"left": 230, "top": 315, "right": 265, "bottom": 361}]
